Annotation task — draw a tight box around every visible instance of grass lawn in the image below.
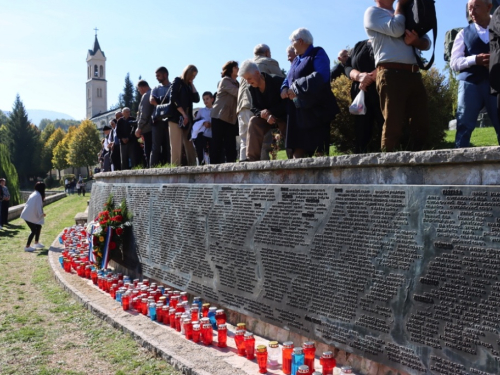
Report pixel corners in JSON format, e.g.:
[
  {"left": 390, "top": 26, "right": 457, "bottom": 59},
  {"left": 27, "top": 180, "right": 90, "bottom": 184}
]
[
  {"left": 0, "top": 195, "right": 182, "bottom": 375},
  {"left": 275, "top": 127, "right": 499, "bottom": 160}
]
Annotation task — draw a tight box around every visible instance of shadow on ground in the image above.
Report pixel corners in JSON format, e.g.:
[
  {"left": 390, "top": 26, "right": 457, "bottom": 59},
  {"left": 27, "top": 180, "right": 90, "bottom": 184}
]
[{"left": 0, "top": 224, "right": 24, "bottom": 238}]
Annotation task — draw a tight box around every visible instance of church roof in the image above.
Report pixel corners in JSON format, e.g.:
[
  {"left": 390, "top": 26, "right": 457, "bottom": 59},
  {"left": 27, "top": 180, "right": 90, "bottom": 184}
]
[{"left": 88, "top": 35, "right": 105, "bottom": 57}]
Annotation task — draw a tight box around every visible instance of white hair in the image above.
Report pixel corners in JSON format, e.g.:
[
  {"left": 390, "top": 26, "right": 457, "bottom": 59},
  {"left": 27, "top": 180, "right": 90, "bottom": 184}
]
[
  {"left": 289, "top": 28, "right": 314, "bottom": 45},
  {"left": 239, "top": 60, "right": 260, "bottom": 77},
  {"left": 122, "top": 107, "right": 130, "bottom": 112},
  {"left": 254, "top": 44, "right": 270, "bottom": 57},
  {"left": 286, "top": 45, "right": 295, "bottom": 53}
]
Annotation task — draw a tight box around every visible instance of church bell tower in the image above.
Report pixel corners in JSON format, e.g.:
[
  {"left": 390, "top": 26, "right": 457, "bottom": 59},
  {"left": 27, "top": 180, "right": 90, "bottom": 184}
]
[{"left": 86, "top": 31, "right": 107, "bottom": 119}]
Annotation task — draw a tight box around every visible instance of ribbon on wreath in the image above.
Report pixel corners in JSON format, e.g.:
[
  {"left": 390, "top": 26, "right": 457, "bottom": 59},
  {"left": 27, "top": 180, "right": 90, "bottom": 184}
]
[
  {"left": 87, "top": 225, "right": 95, "bottom": 264},
  {"left": 101, "top": 227, "right": 112, "bottom": 270}
]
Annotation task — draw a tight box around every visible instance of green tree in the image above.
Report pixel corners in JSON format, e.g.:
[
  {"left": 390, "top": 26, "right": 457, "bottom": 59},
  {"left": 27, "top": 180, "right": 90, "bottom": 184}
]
[
  {"left": 42, "top": 128, "right": 65, "bottom": 179},
  {"left": 0, "top": 144, "right": 21, "bottom": 206},
  {"left": 446, "top": 63, "right": 459, "bottom": 118},
  {"left": 119, "top": 73, "right": 134, "bottom": 109},
  {"left": 52, "top": 126, "right": 77, "bottom": 178},
  {"left": 4, "top": 95, "right": 42, "bottom": 186},
  {"left": 39, "top": 118, "right": 80, "bottom": 132},
  {"left": 330, "top": 67, "right": 453, "bottom": 153},
  {"left": 40, "top": 123, "right": 56, "bottom": 145},
  {"left": 67, "top": 120, "right": 101, "bottom": 177},
  {"left": 132, "top": 75, "right": 142, "bottom": 114}
]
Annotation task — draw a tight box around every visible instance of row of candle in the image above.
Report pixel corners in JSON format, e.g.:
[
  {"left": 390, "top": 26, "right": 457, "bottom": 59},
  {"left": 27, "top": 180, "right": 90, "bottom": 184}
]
[{"left": 58, "top": 226, "right": 354, "bottom": 375}]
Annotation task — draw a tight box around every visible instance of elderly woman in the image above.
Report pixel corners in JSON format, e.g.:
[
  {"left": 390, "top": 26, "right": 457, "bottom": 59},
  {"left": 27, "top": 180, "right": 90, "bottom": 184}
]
[
  {"left": 281, "top": 28, "right": 339, "bottom": 158},
  {"left": 210, "top": 61, "right": 240, "bottom": 164},
  {"left": 168, "top": 65, "right": 200, "bottom": 166},
  {"left": 345, "top": 39, "right": 384, "bottom": 153}
]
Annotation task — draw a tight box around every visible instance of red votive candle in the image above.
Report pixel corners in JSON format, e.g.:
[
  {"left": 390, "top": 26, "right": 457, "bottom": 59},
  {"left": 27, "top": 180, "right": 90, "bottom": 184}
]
[
  {"left": 244, "top": 332, "right": 256, "bottom": 360},
  {"left": 162, "top": 306, "right": 169, "bottom": 324},
  {"left": 282, "top": 341, "right": 294, "bottom": 375},
  {"left": 180, "top": 292, "right": 188, "bottom": 302},
  {"left": 191, "top": 306, "right": 199, "bottom": 322},
  {"left": 192, "top": 324, "right": 201, "bottom": 343},
  {"left": 184, "top": 319, "right": 193, "bottom": 340},
  {"left": 217, "top": 324, "right": 228, "bottom": 348},
  {"left": 235, "top": 330, "right": 246, "bottom": 356},
  {"left": 202, "top": 323, "right": 213, "bottom": 346},
  {"left": 303, "top": 341, "right": 316, "bottom": 375},
  {"left": 256, "top": 345, "right": 268, "bottom": 374},
  {"left": 320, "top": 351, "right": 336, "bottom": 375},
  {"left": 141, "top": 298, "right": 148, "bottom": 315},
  {"left": 215, "top": 309, "right": 226, "bottom": 326},
  {"left": 202, "top": 303, "right": 210, "bottom": 317},
  {"left": 122, "top": 293, "right": 130, "bottom": 311},
  {"left": 175, "top": 313, "right": 182, "bottom": 332},
  {"left": 169, "top": 309, "right": 176, "bottom": 328}
]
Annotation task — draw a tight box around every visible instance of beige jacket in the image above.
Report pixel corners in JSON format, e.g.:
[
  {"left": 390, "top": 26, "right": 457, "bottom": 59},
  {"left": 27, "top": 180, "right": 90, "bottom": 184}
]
[
  {"left": 237, "top": 57, "right": 284, "bottom": 114},
  {"left": 211, "top": 77, "right": 240, "bottom": 124}
]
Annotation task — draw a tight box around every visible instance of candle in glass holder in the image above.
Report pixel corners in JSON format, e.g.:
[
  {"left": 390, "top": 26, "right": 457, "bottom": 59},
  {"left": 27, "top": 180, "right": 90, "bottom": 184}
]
[
  {"left": 150, "top": 282, "right": 157, "bottom": 291},
  {"left": 180, "top": 292, "right": 188, "bottom": 302},
  {"left": 184, "top": 319, "right": 193, "bottom": 340},
  {"left": 133, "top": 279, "right": 139, "bottom": 288},
  {"left": 110, "top": 284, "right": 118, "bottom": 299},
  {"left": 193, "top": 296, "right": 202, "bottom": 311},
  {"left": 180, "top": 313, "right": 189, "bottom": 334},
  {"left": 175, "top": 313, "right": 182, "bottom": 332},
  {"left": 202, "top": 303, "right": 210, "bottom": 317},
  {"left": 162, "top": 306, "right": 170, "bottom": 324},
  {"left": 91, "top": 270, "right": 98, "bottom": 284},
  {"left": 217, "top": 324, "right": 227, "bottom": 348},
  {"left": 141, "top": 298, "right": 148, "bottom": 315},
  {"left": 313, "top": 372, "right": 322, "bottom": 375},
  {"left": 202, "top": 323, "right": 213, "bottom": 346},
  {"left": 244, "top": 332, "right": 256, "bottom": 360},
  {"left": 191, "top": 306, "right": 199, "bottom": 322},
  {"left": 208, "top": 307, "right": 217, "bottom": 329},
  {"left": 215, "top": 309, "right": 226, "bottom": 326},
  {"left": 235, "top": 330, "right": 246, "bottom": 356},
  {"left": 292, "top": 348, "right": 305, "bottom": 375},
  {"left": 256, "top": 345, "right": 268, "bottom": 374},
  {"left": 122, "top": 292, "right": 131, "bottom": 311},
  {"left": 143, "top": 279, "right": 149, "bottom": 287},
  {"left": 298, "top": 365, "right": 310, "bottom": 374},
  {"left": 192, "top": 324, "right": 201, "bottom": 343},
  {"left": 132, "top": 297, "right": 139, "bottom": 311},
  {"left": 340, "top": 366, "right": 353, "bottom": 374},
  {"left": 170, "top": 296, "right": 179, "bottom": 309},
  {"left": 169, "top": 308, "right": 176, "bottom": 328},
  {"left": 149, "top": 303, "right": 157, "bottom": 321},
  {"left": 156, "top": 303, "right": 164, "bottom": 322},
  {"left": 320, "top": 351, "right": 336, "bottom": 375},
  {"left": 302, "top": 342, "right": 316, "bottom": 375},
  {"left": 85, "top": 265, "right": 92, "bottom": 279},
  {"left": 268, "top": 341, "right": 280, "bottom": 368},
  {"left": 159, "top": 296, "right": 167, "bottom": 306}
]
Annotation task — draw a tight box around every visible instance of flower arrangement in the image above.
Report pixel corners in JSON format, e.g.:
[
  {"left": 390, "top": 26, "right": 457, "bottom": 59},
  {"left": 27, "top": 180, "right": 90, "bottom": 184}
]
[{"left": 86, "top": 195, "right": 132, "bottom": 269}]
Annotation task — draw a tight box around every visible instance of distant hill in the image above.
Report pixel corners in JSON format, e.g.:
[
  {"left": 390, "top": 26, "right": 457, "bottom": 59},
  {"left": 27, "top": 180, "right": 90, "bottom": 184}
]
[{"left": 27, "top": 110, "right": 76, "bottom": 126}]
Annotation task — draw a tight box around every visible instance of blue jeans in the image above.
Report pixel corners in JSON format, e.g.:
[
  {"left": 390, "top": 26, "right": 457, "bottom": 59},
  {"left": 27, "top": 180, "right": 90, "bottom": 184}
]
[{"left": 455, "top": 80, "right": 500, "bottom": 148}]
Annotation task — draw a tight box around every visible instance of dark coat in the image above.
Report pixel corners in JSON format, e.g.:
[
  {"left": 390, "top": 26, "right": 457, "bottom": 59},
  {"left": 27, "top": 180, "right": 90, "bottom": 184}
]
[
  {"left": 168, "top": 77, "right": 200, "bottom": 127},
  {"left": 490, "top": 7, "right": 500, "bottom": 94},
  {"left": 249, "top": 73, "right": 286, "bottom": 119}
]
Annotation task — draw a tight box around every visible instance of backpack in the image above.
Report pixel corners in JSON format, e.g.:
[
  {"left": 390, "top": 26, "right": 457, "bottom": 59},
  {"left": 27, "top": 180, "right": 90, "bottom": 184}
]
[
  {"left": 490, "top": 7, "right": 500, "bottom": 94},
  {"left": 444, "top": 28, "right": 463, "bottom": 62},
  {"left": 404, "top": 0, "right": 438, "bottom": 70}
]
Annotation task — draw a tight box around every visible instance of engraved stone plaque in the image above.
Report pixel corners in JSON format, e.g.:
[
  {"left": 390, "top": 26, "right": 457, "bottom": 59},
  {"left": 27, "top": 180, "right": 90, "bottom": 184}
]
[{"left": 89, "top": 183, "right": 500, "bottom": 375}]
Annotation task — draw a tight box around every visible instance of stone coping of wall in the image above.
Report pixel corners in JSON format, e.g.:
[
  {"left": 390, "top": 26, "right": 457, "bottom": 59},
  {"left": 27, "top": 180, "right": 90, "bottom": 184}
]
[
  {"left": 95, "top": 147, "right": 500, "bottom": 179},
  {"left": 7, "top": 192, "right": 67, "bottom": 222},
  {"left": 48, "top": 236, "right": 353, "bottom": 375}
]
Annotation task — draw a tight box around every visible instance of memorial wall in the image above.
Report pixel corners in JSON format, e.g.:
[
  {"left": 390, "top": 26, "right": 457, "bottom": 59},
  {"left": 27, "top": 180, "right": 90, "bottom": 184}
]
[{"left": 89, "top": 180, "right": 500, "bottom": 375}]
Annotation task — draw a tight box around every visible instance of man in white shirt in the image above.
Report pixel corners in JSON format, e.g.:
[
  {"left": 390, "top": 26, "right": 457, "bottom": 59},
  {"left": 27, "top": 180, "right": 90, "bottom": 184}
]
[{"left": 451, "top": 0, "right": 500, "bottom": 148}]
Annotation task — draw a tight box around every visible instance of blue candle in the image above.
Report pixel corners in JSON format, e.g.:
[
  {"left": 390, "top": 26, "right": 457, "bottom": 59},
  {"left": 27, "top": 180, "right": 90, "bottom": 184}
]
[{"left": 292, "top": 348, "right": 305, "bottom": 375}]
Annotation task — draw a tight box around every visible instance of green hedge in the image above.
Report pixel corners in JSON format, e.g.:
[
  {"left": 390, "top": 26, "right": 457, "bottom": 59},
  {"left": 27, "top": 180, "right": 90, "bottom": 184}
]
[{"left": 0, "top": 144, "right": 21, "bottom": 206}]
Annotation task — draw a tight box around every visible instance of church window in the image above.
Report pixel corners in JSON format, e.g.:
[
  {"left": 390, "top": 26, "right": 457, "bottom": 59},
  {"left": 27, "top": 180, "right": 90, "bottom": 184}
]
[
  {"left": 94, "top": 65, "right": 98, "bottom": 77},
  {"left": 100, "top": 65, "right": 103, "bottom": 78}
]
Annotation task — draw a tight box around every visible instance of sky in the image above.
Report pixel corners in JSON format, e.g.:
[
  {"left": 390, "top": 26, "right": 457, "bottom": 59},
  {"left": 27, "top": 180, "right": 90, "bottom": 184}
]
[{"left": 0, "top": 0, "right": 468, "bottom": 123}]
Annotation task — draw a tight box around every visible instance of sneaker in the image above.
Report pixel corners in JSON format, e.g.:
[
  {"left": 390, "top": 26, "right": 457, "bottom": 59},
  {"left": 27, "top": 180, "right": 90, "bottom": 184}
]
[
  {"left": 25, "top": 247, "right": 36, "bottom": 252},
  {"left": 33, "top": 243, "right": 45, "bottom": 249}
]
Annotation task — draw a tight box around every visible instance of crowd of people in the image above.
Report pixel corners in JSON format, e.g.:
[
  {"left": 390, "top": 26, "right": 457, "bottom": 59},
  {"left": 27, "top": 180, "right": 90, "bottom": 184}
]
[
  {"left": 97, "top": 0, "right": 500, "bottom": 171},
  {"left": 64, "top": 175, "right": 86, "bottom": 196}
]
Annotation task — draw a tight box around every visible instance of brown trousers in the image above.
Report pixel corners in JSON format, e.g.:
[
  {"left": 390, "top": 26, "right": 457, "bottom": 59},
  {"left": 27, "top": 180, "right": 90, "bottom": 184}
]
[
  {"left": 246, "top": 116, "right": 286, "bottom": 161},
  {"left": 168, "top": 121, "right": 197, "bottom": 166},
  {"left": 376, "top": 68, "right": 429, "bottom": 152}
]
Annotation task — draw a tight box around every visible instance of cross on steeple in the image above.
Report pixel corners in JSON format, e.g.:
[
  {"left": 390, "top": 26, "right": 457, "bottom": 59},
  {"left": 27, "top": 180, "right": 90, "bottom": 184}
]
[{"left": 94, "top": 27, "right": 99, "bottom": 36}]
